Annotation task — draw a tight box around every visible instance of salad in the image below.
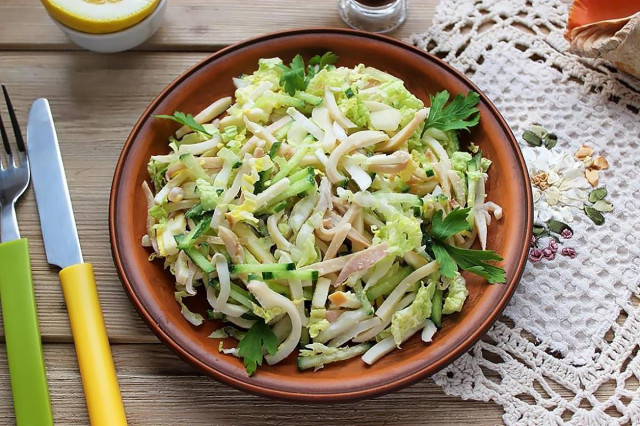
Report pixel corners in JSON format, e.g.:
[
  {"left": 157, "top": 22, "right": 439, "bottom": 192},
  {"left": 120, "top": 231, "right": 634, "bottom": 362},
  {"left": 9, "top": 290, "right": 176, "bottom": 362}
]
[{"left": 142, "top": 52, "right": 505, "bottom": 375}]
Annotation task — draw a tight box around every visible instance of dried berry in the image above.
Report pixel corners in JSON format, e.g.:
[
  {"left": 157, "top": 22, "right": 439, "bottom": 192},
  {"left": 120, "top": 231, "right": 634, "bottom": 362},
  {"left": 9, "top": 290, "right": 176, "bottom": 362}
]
[
  {"left": 561, "top": 247, "right": 577, "bottom": 259},
  {"left": 529, "top": 248, "right": 543, "bottom": 262},
  {"left": 560, "top": 228, "right": 573, "bottom": 239}
]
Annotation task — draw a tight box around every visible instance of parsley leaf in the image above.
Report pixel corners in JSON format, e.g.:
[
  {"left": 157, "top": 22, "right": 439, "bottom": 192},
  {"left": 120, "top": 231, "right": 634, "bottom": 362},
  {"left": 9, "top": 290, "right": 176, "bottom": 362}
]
[
  {"left": 424, "top": 90, "right": 480, "bottom": 132},
  {"left": 237, "top": 319, "right": 278, "bottom": 376},
  {"left": 278, "top": 52, "right": 339, "bottom": 96},
  {"left": 156, "top": 111, "right": 212, "bottom": 137},
  {"left": 308, "top": 51, "right": 339, "bottom": 69},
  {"left": 278, "top": 54, "right": 307, "bottom": 96},
  {"left": 432, "top": 243, "right": 458, "bottom": 278},
  {"left": 426, "top": 206, "right": 505, "bottom": 283},
  {"left": 443, "top": 245, "right": 505, "bottom": 283},
  {"left": 431, "top": 208, "right": 471, "bottom": 240}
]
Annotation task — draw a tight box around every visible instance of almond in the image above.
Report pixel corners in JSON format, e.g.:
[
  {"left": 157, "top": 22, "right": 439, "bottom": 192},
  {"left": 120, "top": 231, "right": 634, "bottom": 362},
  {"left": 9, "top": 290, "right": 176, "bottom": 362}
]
[
  {"left": 592, "top": 156, "right": 609, "bottom": 170},
  {"left": 585, "top": 169, "right": 599, "bottom": 186},
  {"left": 575, "top": 145, "right": 594, "bottom": 159}
]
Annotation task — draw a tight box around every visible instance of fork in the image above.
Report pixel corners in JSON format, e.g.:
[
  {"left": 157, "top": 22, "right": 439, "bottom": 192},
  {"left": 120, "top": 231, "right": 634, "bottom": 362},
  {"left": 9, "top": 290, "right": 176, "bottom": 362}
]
[{"left": 0, "top": 85, "right": 53, "bottom": 425}]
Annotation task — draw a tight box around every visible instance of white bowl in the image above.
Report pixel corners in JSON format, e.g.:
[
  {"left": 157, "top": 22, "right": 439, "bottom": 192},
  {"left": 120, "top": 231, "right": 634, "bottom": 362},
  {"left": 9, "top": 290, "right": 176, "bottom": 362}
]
[{"left": 50, "top": 0, "right": 167, "bottom": 53}]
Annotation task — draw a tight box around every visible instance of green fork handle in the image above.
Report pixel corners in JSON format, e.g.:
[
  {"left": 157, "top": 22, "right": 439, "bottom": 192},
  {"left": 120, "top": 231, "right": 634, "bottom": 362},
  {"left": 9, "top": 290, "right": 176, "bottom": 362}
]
[{"left": 0, "top": 238, "right": 53, "bottom": 425}]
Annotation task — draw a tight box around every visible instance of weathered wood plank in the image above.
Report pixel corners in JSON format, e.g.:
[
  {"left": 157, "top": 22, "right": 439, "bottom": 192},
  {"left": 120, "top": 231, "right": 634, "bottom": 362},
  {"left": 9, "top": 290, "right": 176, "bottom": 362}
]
[
  {"left": 0, "top": 1, "right": 436, "bottom": 51},
  {"left": 0, "top": 51, "right": 211, "bottom": 340},
  {"left": 0, "top": 343, "right": 505, "bottom": 425}
]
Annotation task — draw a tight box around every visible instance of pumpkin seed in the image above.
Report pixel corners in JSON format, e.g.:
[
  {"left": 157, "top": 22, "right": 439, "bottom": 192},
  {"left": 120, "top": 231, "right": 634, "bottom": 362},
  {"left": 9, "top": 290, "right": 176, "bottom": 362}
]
[
  {"left": 529, "top": 124, "right": 548, "bottom": 138},
  {"left": 523, "top": 130, "right": 542, "bottom": 147},
  {"left": 543, "top": 133, "right": 558, "bottom": 149},
  {"left": 592, "top": 200, "right": 613, "bottom": 212},
  {"left": 533, "top": 225, "right": 546, "bottom": 235},
  {"left": 584, "top": 205, "right": 605, "bottom": 225},
  {"left": 588, "top": 187, "right": 607, "bottom": 203},
  {"left": 547, "top": 219, "right": 572, "bottom": 234}
]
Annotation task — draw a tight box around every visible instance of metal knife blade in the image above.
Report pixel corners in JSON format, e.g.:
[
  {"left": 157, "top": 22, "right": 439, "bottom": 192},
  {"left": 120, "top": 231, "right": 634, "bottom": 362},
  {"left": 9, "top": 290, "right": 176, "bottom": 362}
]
[{"left": 26, "top": 98, "right": 83, "bottom": 269}]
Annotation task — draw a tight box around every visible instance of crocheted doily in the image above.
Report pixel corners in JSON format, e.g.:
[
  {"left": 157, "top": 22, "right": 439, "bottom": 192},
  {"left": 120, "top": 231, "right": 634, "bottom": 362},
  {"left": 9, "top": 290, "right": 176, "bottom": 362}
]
[{"left": 410, "top": 0, "right": 640, "bottom": 423}]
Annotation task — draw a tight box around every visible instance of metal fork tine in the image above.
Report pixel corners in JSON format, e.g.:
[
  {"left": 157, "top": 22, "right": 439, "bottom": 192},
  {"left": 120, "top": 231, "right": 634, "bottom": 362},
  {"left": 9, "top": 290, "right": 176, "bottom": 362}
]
[
  {"left": 2, "top": 84, "right": 25, "bottom": 153},
  {"left": 0, "top": 102, "right": 11, "bottom": 158}
]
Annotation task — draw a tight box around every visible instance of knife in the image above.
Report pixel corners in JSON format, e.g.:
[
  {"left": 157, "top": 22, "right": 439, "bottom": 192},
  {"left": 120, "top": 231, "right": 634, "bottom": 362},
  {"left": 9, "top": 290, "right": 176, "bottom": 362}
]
[{"left": 27, "top": 98, "right": 127, "bottom": 426}]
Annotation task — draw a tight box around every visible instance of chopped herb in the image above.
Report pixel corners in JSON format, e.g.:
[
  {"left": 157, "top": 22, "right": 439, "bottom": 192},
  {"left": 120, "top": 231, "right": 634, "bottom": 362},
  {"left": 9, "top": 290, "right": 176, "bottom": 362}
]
[
  {"left": 156, "top": 111, "right": 212, "bottom": 137},
  {"left": 423, "top": 90, "right": 480, "bottom": 133},
  {"left": 278, "top": 52, "right": 339, "bottom": 96},
  {"left": 237, "top": 319, "right": 278, "bottom": 376},
  {"left": 427, "top": 207, "right": 505, "bottom": 283},
  {"left": 430, "top": 208, "right": 471, "bottom": 240}
]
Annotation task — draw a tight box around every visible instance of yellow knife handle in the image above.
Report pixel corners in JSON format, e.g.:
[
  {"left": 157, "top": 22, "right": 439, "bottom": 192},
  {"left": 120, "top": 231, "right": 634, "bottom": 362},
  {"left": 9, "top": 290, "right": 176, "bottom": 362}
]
[{"left": 59, "top": 263, "right": 127, "bottom": 426}]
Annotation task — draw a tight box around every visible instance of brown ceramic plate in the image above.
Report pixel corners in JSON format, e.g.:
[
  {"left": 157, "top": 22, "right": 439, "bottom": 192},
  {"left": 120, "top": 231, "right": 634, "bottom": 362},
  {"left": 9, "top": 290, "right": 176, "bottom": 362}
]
[{"left": 110, "top": 28, "right": 532, "bottom": 402}]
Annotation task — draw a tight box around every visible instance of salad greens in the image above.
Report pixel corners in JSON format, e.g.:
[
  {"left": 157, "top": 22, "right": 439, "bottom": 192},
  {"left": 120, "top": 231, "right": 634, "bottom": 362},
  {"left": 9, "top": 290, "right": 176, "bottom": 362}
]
[{"left": 145, "top": 52, "right": 505, "bottom": 375}]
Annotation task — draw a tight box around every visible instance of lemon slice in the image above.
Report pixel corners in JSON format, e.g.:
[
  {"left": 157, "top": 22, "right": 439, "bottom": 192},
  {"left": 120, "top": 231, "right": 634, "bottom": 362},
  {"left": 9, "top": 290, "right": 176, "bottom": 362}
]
[{"left": 42, "top": 0, "right": 160, "bottom": 34}]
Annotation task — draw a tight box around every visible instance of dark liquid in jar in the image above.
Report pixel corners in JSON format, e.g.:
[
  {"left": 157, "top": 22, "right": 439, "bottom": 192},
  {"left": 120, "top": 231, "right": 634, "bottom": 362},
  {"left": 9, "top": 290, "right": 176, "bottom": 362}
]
[{"left": 354, "top": 0, "right": 396, "bottom": 7}]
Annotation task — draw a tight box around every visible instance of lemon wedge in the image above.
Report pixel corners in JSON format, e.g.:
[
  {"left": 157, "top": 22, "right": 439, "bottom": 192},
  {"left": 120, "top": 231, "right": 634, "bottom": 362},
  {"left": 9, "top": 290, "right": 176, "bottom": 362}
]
[{"left": 42, "top": 0, "right": 160, "bottom": 34}]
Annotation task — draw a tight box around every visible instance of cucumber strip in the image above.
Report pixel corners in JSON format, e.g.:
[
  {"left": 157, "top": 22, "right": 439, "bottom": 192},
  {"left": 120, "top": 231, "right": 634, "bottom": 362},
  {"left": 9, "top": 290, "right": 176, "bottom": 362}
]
[
  {"left": 262, "top": 269, "right": 318, "bottom": 281},
  {"left": 232, "top": 263, "right": 295, "bottom": 274},
  {"left": 297, "top": 344, "right": 372, "bottom": 370},
  {"left": 183, "top": 246, "right": 214, "bottom": 274},
  {"left": 299, "top": 327, "right": 310, "bottom": 347},
  {"left": 366, "top": 266, "right": 413, "bottom": 302},
  {"left": 295, "top": 91, "right": 323, "bottom": 106},
  {"left": 271, "top": 146, "right": 309, "bottom": 184},
  {"left": 266, "top": 281, "right": 290, "bottom": 297},
  {"left": 259, "top": 172, "right": 316, "bottom": 212},
  {"left": 268, "top": 141, "right": 283, "bottom": 159},
  {"left": 430, "top": 288, "right": 443, "bottom": 328},
  {"left": 267, "top": 201, "right": 288, "bottom": 214},
  {"left": 303, "top": 286, "right": 313, "bottom": 300},
  {"left": 373, "top": 192, "right": 422, "bottom": 206},
  {"left": 206, "top": 309, "right": 224, "bottom": 320},
  {"left": 209, "top": 280, "right": 257, "bottom": 310},
  {"left": 287, "top": 166, "right": 315, "bottom": 184},
  {"left": 175, "top": 215, "right": 211, "bottom": 250}
]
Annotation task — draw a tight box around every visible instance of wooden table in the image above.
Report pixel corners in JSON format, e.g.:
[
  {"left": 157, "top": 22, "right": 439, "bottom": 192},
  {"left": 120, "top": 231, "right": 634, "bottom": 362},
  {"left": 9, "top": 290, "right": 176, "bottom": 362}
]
[{"left": 0, "top": 1, "right": 504, "bottom": 424}]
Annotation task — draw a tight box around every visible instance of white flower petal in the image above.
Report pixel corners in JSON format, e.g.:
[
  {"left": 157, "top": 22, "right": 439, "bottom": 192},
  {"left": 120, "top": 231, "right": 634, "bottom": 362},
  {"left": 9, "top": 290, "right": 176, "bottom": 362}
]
[{"left": 545, "top": 186, "right": 561, "bottom": 206}]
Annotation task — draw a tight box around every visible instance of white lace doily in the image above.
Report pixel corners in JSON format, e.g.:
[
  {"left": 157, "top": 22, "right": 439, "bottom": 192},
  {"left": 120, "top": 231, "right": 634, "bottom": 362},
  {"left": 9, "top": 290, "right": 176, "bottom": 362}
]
[{"left": 410, "top": 0, "right": 640, "bottom": 423}]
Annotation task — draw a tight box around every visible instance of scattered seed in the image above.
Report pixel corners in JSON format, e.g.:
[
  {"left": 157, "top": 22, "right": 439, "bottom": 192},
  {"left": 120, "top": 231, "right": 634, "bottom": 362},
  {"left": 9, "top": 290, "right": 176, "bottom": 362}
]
[
  {"left": 592, "top": 200, "right": 614, "bottom": 212},
  {"left": 529, "top": 124, "right": 548, "bottom": 138},
  {"left": 523, "top": 130, "right": 542, "bottom": 147},
  {"left": 575, "top": 145, "right": 594, "bottom": 159},
  {"left": 584, "top": 205, "right": 605, "bottom": 225},
  {"left": 588, "top": 187, "right": 607, "bottom": 203},
  {"left": 547, "top": 219, "right": 572, "bottom": 235},
  {"left": 592, "top": 156, "right": 609, "bottom": 170},
  {"left": 585, "top": 169, "right": 599, "bottom": 186},
  {"left": 543, "top": 133, "right": 558, "bottom": 149}
]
